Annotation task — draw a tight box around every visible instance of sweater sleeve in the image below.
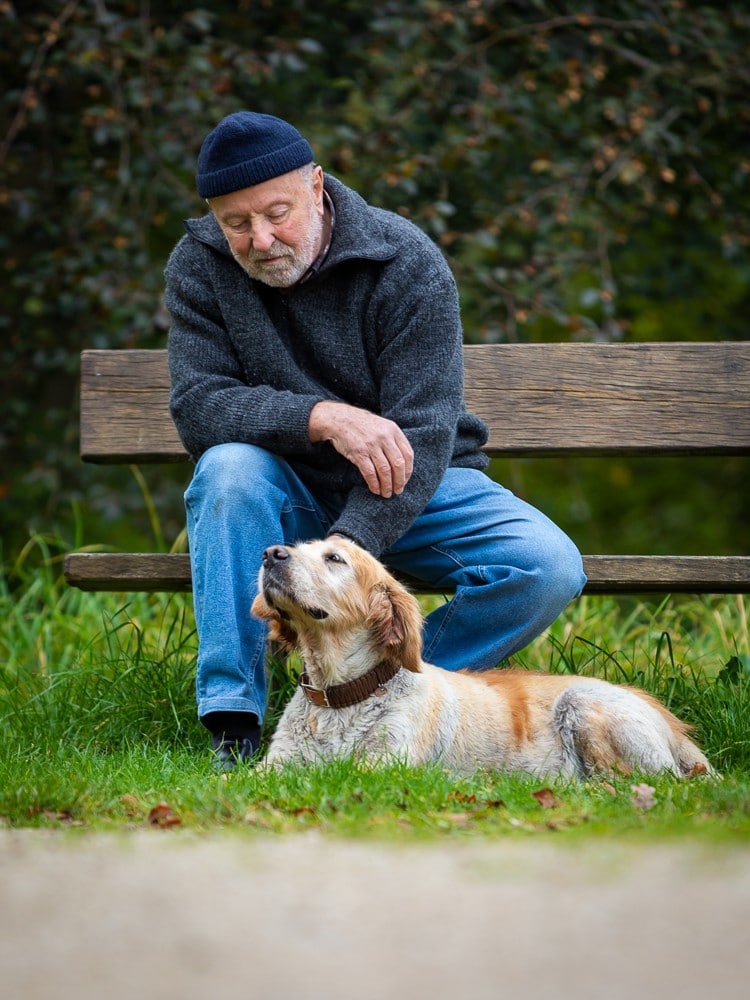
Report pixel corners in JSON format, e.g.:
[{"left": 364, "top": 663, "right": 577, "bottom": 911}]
[{"left": 165, "top": 238, "right": 325, "bottom": 459}]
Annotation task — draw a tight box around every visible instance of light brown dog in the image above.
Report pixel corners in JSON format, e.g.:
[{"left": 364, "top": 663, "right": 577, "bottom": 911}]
[{"left": 252, "top": 537, "right": 712, "bottom": 777}]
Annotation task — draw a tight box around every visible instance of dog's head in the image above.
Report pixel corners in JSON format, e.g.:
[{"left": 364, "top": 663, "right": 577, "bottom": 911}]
[{"left": 251, "top": 538, "right": 423, "bottom": 681}]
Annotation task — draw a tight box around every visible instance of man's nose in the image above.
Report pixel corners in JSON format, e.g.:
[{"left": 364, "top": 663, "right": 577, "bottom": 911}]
[{"left": 250, "top": 222, "right": 276, "bottom": 252}]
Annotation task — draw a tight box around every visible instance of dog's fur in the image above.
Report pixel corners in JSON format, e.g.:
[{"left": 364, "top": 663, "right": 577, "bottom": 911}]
[{"left": 252, "top": 538, "right": 712, "bottom": 777}]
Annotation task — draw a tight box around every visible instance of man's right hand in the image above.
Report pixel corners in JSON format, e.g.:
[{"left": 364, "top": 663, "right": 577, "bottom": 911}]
[{"left": 308, "top": 400, "right": 414, "bottom": 498}]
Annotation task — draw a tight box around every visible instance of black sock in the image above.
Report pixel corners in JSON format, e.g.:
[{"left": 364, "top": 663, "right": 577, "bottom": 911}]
[{"left": 202, "top": 710, "right": 261, "bottom": 746}]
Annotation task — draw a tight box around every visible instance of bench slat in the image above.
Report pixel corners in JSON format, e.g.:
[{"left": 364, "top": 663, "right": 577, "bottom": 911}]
[
  {"left": 70, "top": 342, "right": 749, "bottom": 597},
  {"left": 80, "top": 350, "right": 186, "bottom": 462},
  {"left": 79, "top": 342, "right": 750, "bottom": 462},
  {"left": 464, "top": 341, "right": 750, "bottom": 455},
  {"left": 64, "top": 552, "right": 750, "bottom": 595}
]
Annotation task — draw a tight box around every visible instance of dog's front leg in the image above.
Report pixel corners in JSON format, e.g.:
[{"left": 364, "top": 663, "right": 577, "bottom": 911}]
[{"left": 262, "top": 703, "right": 303, "bottom": 767}]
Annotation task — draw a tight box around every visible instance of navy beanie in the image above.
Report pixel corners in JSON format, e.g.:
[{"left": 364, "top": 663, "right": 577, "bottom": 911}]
[{"left": 196, "top": 112, "right": 314, "bottom": 198}]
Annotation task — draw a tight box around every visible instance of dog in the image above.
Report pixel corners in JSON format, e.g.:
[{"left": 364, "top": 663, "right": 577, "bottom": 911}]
[{"left": 251, "top": 537, "right": 712, "bottom": 778}]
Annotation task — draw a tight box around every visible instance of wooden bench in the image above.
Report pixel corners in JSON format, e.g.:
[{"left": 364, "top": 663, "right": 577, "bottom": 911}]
[{"left": 64, "top": 342, "right": 750, "bottom": 596}]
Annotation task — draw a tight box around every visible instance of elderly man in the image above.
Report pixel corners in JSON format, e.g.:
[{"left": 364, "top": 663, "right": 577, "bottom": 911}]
[{"left": 165, "top": 111, "right": 585, "bottom": 769}]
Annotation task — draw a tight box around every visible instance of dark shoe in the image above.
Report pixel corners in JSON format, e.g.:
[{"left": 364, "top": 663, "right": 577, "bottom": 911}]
[
  {"left": 203, "top": 711, "right": 261, "bottom": 772},
  {"left": 211, "top": 734, "right": 259, "bottom": 772}
]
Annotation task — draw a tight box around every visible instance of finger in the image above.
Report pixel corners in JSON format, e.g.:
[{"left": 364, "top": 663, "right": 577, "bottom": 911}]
[
  {"left": 384, "top": 433, "right": 413, "bottom": 494},
  {"left": 371, "top": 451, "right": 394, "bottom": 497},
  {"left": 357, "top": 454, "right": 386, "bottom": 496},
  {"left": 403, "top": 437, "right": 414, "bottom": 479},
  {"left": 395, "top": 437, "right": 414, "bottom": 492},
  {"left": 383, "top": 444, "right": 407, "bottom": 495}
]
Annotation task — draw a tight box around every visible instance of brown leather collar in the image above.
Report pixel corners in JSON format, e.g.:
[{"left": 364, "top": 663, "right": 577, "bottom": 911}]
[{"left": 299, "top": 660, "right": 401, "bottom": 709}]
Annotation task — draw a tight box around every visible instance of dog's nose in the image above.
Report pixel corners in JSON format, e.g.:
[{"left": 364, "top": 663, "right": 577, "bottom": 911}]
[{"left": 262, "top": 545, "right": 290, "bottom": 568}]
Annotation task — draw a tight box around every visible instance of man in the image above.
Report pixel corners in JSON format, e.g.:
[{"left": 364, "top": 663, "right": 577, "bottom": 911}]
[{"left": 165, "top": 111, "right": 586, "bottom": 769}]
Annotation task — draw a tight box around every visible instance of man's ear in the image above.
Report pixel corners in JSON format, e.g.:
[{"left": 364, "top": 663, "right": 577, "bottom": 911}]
[
  {"left": 366, "top": 582, "right": 423, "bottom": 672},
  {"left": 250, "top": 593, "right": 298, "bottom": 650}
]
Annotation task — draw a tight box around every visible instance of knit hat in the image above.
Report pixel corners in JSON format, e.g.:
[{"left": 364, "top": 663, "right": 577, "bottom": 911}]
[{"left": 196, "top": 112, "right": 314, "bottom": 198}]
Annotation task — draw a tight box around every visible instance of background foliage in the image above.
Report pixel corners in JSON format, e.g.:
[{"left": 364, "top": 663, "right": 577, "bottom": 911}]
[{"left": 1, "top": 0, "right": 748, "bottom": 558}]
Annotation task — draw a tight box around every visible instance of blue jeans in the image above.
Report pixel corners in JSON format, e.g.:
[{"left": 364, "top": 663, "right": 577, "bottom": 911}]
[{"left": 185, "top": 443, "right": 586, "bottom": 722}]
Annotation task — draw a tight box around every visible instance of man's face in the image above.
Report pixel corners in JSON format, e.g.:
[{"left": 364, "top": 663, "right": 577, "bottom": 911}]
[{"left": 209, "top": 164, "right": 325, "bottom": 287}]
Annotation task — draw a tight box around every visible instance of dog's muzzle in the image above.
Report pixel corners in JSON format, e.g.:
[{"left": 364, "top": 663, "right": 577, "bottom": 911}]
[{"left": 261, "top": 545, "right": 329, "bottom": 620}]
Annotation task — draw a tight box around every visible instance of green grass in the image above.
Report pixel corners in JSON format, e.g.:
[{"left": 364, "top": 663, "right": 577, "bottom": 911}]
[
  {"left": 1, "top": 742, "right": 749, "bottom": 841},
  {"left": 1, "top": 534, "right": 749, "bottom": 838}
]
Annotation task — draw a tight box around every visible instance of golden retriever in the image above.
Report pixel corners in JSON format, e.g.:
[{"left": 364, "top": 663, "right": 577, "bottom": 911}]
[{"left": 251, "top": 538, "right": 712, "bottom": 777}]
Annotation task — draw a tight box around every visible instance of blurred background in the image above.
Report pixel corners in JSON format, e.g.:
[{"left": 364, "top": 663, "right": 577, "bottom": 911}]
[{"left": 1, "top": 0, "right": 748, "bottom": 562}]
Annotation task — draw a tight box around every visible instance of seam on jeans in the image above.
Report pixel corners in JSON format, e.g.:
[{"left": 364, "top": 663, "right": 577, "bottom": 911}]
[
  {"left": 423, "top": 585, "right": 464, "bottom": 663},
  {"left": 287, "top": 499, "right": 319, "bottom": 514},
  {"left": 426, "top": 544, "right": 490, "bottom": 587}
]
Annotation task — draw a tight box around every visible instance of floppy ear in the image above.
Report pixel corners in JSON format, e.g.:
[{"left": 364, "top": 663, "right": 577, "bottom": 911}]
[
  {"left": 366, "top": 581, "right": 423, "bottom": 672},
  {"left": 250, "top": 593, "right": 298, "bottom": 650}
]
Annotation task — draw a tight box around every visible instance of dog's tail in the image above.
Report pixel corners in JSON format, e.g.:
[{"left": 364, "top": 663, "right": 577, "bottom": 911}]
[
  {"left": 630, "top": 689, "right": 714, "bottom": 777},
  {"left": 555, "top": 682, "right": 714, "bottom": 779}
]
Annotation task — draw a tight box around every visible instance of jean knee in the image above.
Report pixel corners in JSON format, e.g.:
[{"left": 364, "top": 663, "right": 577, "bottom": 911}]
[
  {"left": 194, "top": 442, "right": 276, "bottom": 485},
  {"left": 530, "top": 529, "right": 586, "bottom": 608},
  {"left": 187, "top": 443, "right": 280, "bottom": 508}
]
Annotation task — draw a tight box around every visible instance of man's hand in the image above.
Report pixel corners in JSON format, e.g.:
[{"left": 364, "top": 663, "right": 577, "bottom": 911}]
[{"left": 309, "top": 400, "right": 414, "bottom": 497}]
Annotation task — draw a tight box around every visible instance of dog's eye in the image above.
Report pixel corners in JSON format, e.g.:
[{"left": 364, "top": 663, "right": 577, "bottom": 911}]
[{"left": 325, "top": 551, "right": 346, "bottom": 565}]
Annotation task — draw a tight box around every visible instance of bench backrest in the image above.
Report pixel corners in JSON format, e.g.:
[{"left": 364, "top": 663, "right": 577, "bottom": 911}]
[{"left": 79, "top": 342, "right": 750, "bottom": 463}]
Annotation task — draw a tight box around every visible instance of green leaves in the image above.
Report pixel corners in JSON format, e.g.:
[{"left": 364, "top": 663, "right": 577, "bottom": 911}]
[{"left": 2, "top": 1, "right": 749, "bottom": 551}]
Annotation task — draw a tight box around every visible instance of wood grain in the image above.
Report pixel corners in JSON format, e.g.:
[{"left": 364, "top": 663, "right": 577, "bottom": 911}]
[
  {"left": 69, "top": 342, "right": 750, "bottom": 594},
  {"left": 79, "top": 342, "right": 750, "bottom": 462},
  {"left": 63, "top": 552, "right": 750, "bottom": 595}
]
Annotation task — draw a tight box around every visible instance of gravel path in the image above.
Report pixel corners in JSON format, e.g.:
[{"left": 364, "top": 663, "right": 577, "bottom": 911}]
[{"left": 1, "top": 830, "right": 749, "bottom": 999}]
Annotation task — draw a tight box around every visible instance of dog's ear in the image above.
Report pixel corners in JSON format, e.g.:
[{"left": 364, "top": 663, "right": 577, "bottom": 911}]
[
  {"left": 250, "top": 593, "right": 298, "bottom": 650},
  {"left": 366, "top": 581, "right": 423, "bottom": 672}
]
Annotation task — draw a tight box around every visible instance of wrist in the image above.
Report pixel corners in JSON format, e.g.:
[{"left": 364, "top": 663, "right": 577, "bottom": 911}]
[{"left": 309, "top": 400, "right": 336, "bottom": 442}]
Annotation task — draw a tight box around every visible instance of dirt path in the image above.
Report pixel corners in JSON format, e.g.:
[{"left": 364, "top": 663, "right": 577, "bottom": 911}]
[{"left": 1, "top": 830, "right": 749, "bottom": 999}]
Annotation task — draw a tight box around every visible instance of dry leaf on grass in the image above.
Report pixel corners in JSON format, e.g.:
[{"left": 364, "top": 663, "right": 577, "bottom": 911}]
[
  {"left": 147, "top": 802, "right": 181, "bottom": 828},
  {"left": 448, "top": 791, "right": 505, "bottom": 810},
  {"left": 531, "top": 787, "right": 560, "bottom": 809}
]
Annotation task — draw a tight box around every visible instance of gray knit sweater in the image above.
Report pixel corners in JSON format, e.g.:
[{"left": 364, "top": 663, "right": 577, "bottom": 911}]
[{"left": 164, "top": 174, "right": 488, "bottom": 555}]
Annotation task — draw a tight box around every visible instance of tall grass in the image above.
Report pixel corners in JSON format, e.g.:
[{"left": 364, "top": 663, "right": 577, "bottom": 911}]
[
  {"left": 1, "top": 534, "right": 202, "bottom": 751},
  {"left": 1, "top": 534, "right": 749, "bottom": 833}
]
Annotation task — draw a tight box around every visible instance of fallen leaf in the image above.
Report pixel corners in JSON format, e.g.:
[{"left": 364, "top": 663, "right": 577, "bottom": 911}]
[
  {"left": 631, "top": 783, "right": 657, "bottom": 810},
  {"left": 448, "top": 792, "right": 477, "bottom": 805},
  {"left": 448, "top": 791, "right": 505, "bottom": 811},
  {"left": 148, "top": 802, "right": 181, "bottom": 828},
  {"left": 600, "top": 781, "right": 618, "bottom": 796},
  {"left": 532, "top": 787, "right": 560, "bottom": 809},
  {"left": 291, "top": 805, "right": 316, "bottom": 820}
]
